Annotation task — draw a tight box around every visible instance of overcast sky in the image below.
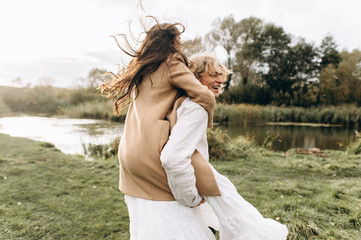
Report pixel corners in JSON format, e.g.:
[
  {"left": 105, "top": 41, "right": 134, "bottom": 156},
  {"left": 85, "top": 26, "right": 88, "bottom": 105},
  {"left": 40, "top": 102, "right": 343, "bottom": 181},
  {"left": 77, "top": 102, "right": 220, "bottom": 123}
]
[{"left": 1, "top": 0, "right": 360, "bottom": 88}]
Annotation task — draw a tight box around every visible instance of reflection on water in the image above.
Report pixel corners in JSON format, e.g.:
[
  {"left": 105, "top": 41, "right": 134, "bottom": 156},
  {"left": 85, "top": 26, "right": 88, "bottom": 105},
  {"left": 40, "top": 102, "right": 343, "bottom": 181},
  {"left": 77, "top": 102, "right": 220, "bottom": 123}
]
[
  {"left": 0, "top": 116, "right": 123, "bottom": 155},
  {"left": 218, "top": 124, "right": 359, "bottom": 151}
]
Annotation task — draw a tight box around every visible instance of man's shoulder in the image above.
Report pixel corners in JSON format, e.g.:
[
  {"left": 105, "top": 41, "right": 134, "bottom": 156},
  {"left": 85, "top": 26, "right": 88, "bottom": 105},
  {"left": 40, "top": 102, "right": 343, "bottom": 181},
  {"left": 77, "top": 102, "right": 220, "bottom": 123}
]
[{"left": 178, "top": 97, "right": 208, "bottom": 116}]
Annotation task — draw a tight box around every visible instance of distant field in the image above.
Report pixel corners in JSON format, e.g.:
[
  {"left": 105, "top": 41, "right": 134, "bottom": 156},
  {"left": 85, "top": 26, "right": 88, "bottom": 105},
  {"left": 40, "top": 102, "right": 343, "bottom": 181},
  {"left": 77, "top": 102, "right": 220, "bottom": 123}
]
[{"left": 0, "top": 133, "right": 360, "bottom": 239}]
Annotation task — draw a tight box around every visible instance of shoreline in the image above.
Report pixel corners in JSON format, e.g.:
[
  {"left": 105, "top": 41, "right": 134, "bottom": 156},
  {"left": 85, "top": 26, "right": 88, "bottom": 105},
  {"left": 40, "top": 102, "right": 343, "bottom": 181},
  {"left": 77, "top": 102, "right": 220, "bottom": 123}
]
[{"left": 267, "top": 122, "right": 346, "bottom": 127}]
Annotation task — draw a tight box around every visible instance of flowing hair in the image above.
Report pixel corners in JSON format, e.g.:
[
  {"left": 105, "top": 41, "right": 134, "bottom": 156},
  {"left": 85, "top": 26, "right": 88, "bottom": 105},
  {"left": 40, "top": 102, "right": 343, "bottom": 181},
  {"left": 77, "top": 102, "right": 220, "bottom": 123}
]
[{"left": 98, "top": 17, "right": 186, "bottom": 115}]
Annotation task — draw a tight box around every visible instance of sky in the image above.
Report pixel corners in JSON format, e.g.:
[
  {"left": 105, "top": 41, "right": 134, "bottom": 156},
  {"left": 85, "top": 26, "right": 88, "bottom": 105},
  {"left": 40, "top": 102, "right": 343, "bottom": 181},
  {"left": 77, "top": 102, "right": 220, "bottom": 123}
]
[{"left": 0, "top": 0, "right": 360, "bottom": 88}]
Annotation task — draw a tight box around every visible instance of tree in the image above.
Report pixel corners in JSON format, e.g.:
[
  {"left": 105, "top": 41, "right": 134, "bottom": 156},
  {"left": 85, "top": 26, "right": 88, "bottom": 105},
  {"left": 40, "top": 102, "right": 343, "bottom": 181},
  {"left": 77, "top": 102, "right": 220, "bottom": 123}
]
[
  {"left": 37, "top": 77, "right": 55, "bottom": 86},
  {"left": 318, "top": 64, "right": 338, "bottom": 105},
  {"left": 259, "top": 23, "right": 292, "bottom": 104},
  {"left": 259, "top": 25, "right": 319, "bottom": 106},
  {"left": 182, "top": 38, "right": 205, "bottom": 57},
  {"left": 336, "top": 49, "right": 361, "bottom": 104},
  {"left": 12, "top": 77, "right": 24, "bottom": 87},
  {"left": 205, "top": 15, "right": 241, "bottom": 90},
  {"left": 235, "top": 17, "right": 264, "bottom": 85},
  {"left": 319, "top": 34, "right": 342, "bottom": 69},
  {"left": 88, "top": 68, "right": 109, "bottom": 88},
  {"left": 288, "top": 39, "right": 320, "bottom": 106}
]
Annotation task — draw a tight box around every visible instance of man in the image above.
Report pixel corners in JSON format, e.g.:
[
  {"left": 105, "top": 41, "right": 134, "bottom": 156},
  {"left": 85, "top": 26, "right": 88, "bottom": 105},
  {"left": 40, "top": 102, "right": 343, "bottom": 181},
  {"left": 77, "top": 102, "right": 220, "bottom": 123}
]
[{"left": 161, "top": 52, "right": 288, "bottom": 240}]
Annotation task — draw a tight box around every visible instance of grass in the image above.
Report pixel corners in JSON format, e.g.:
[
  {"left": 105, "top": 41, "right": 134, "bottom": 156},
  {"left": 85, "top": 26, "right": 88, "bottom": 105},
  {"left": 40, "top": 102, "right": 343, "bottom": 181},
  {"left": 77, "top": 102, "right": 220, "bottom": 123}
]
[
  {"left": 212, "top": 149, "right": 361, "bottom": 239},
  {"left": 0, "top": 133, "right": 360, "bottom": 239},
  {"left": 0, "top": 134, "right": 129, "bottom": 240}
]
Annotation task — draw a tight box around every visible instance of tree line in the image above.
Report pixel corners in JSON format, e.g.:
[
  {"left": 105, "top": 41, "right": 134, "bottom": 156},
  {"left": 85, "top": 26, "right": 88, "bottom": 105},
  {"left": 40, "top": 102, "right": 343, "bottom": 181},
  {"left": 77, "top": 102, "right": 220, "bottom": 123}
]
[
  {"left": 5, "top": 16, "right": 361, "bottom": 110},
  {"left": 184, "top": 15, "right": 361, "bottom": 107}
]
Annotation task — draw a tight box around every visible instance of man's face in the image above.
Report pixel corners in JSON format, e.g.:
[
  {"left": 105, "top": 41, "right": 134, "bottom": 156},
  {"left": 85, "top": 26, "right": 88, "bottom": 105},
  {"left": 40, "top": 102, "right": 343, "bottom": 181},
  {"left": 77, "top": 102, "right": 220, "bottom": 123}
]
[{"left": 200, "top": 73, "right": 224, "bottom": 98}]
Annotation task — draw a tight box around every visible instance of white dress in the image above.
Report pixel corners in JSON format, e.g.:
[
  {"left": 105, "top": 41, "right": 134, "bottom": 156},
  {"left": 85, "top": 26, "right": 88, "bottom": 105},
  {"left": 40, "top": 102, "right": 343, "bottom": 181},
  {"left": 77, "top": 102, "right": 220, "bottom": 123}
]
[
  {"left": 125, "top": 98, "right": 288, "bottom": 239},
  {"left": 125, "top": 195, "right": 216, "bottom": 240}
]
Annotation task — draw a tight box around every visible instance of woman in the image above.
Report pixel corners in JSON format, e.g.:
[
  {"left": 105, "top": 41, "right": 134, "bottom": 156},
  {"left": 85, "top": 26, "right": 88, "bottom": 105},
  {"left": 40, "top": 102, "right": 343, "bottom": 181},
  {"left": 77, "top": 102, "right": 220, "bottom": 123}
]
[
  {"left": 161, "top": 52, "right": 289, "bottom": 239},
  {"left": 99, "top": 20, "right": 220, "bottom": 239}
]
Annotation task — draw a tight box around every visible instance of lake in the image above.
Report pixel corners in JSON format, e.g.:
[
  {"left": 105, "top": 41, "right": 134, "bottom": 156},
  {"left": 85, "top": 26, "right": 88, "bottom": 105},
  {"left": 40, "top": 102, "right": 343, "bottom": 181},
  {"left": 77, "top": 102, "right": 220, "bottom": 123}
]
[{"left": 0, "top": 116, "right": 358, "bottom": 155}]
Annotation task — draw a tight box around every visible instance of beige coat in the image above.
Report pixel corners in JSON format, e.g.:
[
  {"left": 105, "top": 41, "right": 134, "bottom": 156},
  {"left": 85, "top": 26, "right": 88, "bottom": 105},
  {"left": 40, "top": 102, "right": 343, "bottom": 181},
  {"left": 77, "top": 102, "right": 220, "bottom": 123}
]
[{"left": 118, "top": 53, "right": 221, "bottom": 200}]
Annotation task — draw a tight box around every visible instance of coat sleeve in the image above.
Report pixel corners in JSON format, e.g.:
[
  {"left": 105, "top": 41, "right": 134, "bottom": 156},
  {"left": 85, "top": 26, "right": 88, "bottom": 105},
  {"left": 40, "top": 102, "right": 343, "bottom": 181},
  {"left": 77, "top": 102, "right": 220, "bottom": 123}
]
[
  {"left": 160, "top": 99, "right": 208, "bottom": 207},
  {"left": 168, "top": 53, "right": 215, "bottom": 128}
]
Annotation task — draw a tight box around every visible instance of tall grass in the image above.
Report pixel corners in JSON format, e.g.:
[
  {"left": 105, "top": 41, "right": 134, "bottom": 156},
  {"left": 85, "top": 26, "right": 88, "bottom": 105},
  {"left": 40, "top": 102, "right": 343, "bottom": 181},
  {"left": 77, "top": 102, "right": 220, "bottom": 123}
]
[
  {"left": 0, "top": 97, "right": 11, "bottom": 117},
  {"left": 83, "top": 137, "right": 120, "bottom": 160},
  {"left": 59, "top": 101, "right": 127, "bottom": 122},
  {"left": 341, "top": 131, "right": 361, "bottom": 154},
  {"left": 0, "top": 86, "right": 69, "bottom": 115},
  {"left": 0, "top": 86, "right": 102, "bottom": 116},
  {"left": 215, "top": 103, "right": 361, "bottom": 127},
  {"left": 206, "top": 128, "right": 255, "bottom": 161}
]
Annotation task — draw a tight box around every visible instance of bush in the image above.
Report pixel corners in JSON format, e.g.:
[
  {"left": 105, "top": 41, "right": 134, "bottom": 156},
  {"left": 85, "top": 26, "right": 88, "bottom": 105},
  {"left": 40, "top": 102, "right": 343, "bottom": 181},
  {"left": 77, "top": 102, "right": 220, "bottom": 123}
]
[{"left": 207, "top": 128, "right": 255, "bottom": 161}]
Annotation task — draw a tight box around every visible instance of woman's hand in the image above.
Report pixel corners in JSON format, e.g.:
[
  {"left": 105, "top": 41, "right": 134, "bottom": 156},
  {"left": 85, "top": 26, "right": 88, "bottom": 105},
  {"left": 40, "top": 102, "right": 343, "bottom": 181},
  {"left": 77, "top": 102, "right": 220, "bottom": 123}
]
[{"left": 191, "top": 197, "right": 205, "bottom": 208}]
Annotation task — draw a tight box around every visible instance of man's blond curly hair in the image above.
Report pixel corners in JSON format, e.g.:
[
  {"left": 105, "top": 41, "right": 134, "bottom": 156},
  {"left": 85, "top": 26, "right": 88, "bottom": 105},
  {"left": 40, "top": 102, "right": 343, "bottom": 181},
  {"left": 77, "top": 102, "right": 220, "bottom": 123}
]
[{"left": 188, "top": 52, "right": 232, "bottom": 84}]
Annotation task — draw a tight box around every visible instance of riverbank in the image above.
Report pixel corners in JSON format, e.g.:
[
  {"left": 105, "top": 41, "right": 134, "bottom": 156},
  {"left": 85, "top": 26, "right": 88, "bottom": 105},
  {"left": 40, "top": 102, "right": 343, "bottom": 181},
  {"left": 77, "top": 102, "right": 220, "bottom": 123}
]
[{"left": 0, "top": 133, "right": 360, "bottom": 239}]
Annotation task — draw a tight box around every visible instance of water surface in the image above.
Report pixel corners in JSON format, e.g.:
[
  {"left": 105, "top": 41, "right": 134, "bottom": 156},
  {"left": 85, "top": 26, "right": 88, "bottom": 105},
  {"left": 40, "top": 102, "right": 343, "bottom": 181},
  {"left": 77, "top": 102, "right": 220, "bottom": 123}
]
[
  {"left": 0, "top": 116, "right": 123, "bottom": 155},
  {"left": 0, "top": 116, "right": 358, "bottom": 155},
  {"left": 219, "top": 124, "right": 358, "bottom": 151}
]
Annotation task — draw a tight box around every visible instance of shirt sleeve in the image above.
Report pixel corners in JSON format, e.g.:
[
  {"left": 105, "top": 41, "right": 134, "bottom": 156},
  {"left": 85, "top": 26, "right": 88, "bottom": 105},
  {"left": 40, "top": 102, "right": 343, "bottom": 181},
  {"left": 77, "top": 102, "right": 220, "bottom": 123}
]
[
  {"left": 168, "top": 53, "right": 215, "bottom": 128},
  {"left": 160, "top": 100, "right": 208, "bottom": 207}
]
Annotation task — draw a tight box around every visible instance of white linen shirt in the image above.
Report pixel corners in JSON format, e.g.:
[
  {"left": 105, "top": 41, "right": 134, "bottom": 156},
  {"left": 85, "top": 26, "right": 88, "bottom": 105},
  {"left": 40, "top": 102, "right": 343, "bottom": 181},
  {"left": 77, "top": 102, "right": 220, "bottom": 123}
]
[{"left": 160, "top": 97, "right": 209, "bottom": 207}]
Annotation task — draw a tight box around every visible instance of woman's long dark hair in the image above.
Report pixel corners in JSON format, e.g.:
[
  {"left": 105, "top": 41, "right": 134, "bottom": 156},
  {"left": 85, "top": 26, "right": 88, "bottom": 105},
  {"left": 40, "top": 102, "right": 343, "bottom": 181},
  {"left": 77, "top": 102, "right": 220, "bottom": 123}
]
[{"left": 99, "top": 18, "right": 186, "bottom": 114}]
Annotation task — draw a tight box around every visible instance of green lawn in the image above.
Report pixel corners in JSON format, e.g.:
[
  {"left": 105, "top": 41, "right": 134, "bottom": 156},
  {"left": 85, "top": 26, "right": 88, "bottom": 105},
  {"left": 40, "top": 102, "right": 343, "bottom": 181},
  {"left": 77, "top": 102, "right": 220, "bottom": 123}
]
[
  {"left": 0, "top": 133, "right": 360, "bottom": 239},
  {"left": 0, "top": 134, "right": 129, "bottom": 240}
]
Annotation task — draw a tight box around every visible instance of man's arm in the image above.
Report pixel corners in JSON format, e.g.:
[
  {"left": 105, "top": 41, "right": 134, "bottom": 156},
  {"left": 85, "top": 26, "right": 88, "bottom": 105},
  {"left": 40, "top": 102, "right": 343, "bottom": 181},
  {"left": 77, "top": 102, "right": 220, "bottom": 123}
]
[{"left": 160, "top": 99, "right": 208, "bottom": 207}]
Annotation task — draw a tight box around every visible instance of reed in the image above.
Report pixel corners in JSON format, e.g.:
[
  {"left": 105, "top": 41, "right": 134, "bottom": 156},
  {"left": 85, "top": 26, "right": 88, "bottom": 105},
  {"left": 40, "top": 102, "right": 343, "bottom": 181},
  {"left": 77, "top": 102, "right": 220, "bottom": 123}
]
[
  {"left": 59, "top": 101, "right": 127, "bottom": 122},
  {"left": 0, "top": 97, "right": 11, "bottom": 117},
  {"left": 215, "top": 103, "right": 361, "bottom": 127},
  {"left": 340, "top": 131, "right": 361, "bottom": 155}
]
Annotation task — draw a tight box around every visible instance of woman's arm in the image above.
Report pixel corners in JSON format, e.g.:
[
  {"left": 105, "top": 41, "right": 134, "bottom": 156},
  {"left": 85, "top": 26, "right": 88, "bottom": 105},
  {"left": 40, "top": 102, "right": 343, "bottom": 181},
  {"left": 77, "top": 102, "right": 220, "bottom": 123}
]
[
  {"left": 160, "top": 99, "right": 208, "bottom": 207},
  {"left": 168, "top": 53, "right": 215, "bottom": 128}
]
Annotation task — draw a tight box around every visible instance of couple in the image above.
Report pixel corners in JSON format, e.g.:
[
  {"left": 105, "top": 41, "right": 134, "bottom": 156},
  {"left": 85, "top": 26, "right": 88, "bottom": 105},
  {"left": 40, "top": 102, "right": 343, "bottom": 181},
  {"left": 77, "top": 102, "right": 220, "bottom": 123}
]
[{"left": 100, "top": 21, "right": 288, "bottom": 239}]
